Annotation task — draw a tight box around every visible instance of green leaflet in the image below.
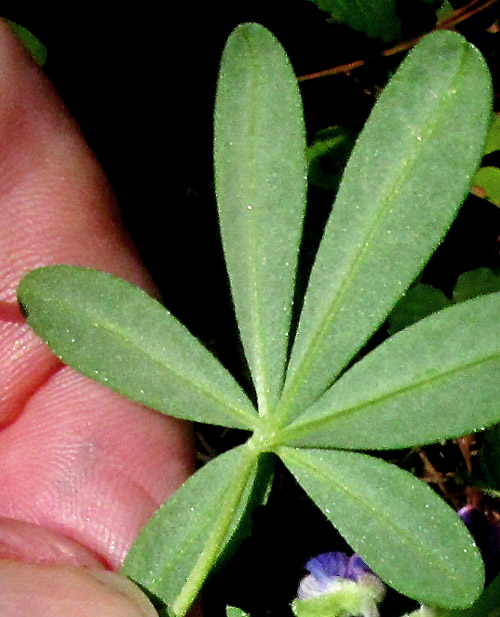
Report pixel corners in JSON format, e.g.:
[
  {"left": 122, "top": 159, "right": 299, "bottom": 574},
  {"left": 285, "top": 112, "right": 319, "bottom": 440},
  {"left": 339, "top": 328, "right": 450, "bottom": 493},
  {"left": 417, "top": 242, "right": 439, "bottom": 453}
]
[
  {"left": 123, "top": 446, "right": 263, "bottom": 617},
  {"left": 453, "top": 268, "right": 500, "bottom": 303},
  {"left": 387, "top": 283, "right": 451, "bottom": 335},
  {"left": 307, "top": 126, "right": 357, "bottom": 191},
  {"left": 226, "top": 608, "right": 251, "bottom": 617},
  {"left": 436, "top": 2, "right": 455, "bottom": 20},
  {"left": 277, "top": 31, "right": 492, "bottom": 423},
  {"left": 214, "top": 23, "right": 307, "bottom": 414},
  {"left": 432, "top": 572, "right": 500, "bottom": 616},
  {"left": 306, "top": 0, "right": 401, "bottom": 41},
  {"left": 472, "top": 166, "right": 500, "bottom": 207},
  {"left": 485, "top": 112, "right": 500, "bottom": 155},
  {"left": 471, "top": 113, "right": 500, "bottom": 205},
  {"left": 17, "top": 266, "right": 257, "bottom": 429},
  {"left": 279, "top": 447, "right": 484, "bottom": 608},
  {"left": 387, "top": 268, "right": 500, "bottom": 336},
  {"left": 280, "top": 292, "right": 500, "bottom": 450}
]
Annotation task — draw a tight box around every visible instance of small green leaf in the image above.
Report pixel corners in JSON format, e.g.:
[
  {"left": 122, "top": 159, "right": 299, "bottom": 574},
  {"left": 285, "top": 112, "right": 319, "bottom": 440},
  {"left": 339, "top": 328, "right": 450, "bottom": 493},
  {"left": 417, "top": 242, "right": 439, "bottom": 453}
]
[
  {"left": 307, "top": 126, "right": 357, "bottom": 191},
  {"left": 123, "top": 445, "right": 262, "bottom": 617},
  {"left": 214, "top": 23, "right": 307, "bottom": 414},
  {"left": 472, "top": 166, "right": 500, "bottom": 206},
  {"left": 436, "top": 1, "right": 455, "bottom": 20},
  {"left": 386, "top": 269, "right": 500, "bottom": 336},
  {"left": 279, "top": 447, "right": 484, "bottom": 608},
  {"left": 278, "top": 31, "right": 492, "bottom": 423},
  {"left": 226, "top": 607, "right": 251, "bottom": 617},
  {"left": 5, "top": 19, "right": 48, "bottom": 66},
  {"left": 387, "top": 283, "right": 451, "bottom": 335},
  {"left": 281, "top": 292, "right": 500, "bottom": 450},
  {"left": 453, "top": 268, "right": 500, "bottom": 303},
  {"left": 17, "top": 266, "right": 257, "bottom": 429},
  {"left": 306, "top": 0, "right": 401, "bottom": 41},
  {"left": 485, "top": 113, "right": 500, "bottom": 154}
]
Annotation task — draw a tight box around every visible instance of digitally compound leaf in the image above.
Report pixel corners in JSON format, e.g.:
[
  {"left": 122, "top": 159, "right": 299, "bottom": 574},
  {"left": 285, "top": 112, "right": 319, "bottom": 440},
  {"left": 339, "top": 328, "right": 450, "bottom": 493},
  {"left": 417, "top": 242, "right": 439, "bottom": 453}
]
[
  {"left": 281, "top": 292, "right": 500, "bottom": 450},
  {"left": 17, "top": 266, "right": 258, "bottom": 429},
  {"left": 214, "top": 23, "right": 307, "bottom": 415},
  {"left": 387, "top": 283, "right": 451, "bottom": 335},
  {"left": 279, "top": 447, "right": 484, "bottom": 608},
  {"left": 306, "top": 0, "right": 401, "bottom": 41},
  {"left": 123, "top": 446, "right": 265, "bottom": 617},
  {"left": 277, "top": 31, "right": 492, "bottom": 423}
]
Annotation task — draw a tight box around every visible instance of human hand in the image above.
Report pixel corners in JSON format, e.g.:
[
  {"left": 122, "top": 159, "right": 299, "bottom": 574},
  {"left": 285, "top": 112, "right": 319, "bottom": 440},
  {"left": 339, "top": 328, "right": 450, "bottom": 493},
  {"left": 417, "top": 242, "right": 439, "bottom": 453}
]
[{"left": 0, "top": 20, "right": 195, "bottom": 616}]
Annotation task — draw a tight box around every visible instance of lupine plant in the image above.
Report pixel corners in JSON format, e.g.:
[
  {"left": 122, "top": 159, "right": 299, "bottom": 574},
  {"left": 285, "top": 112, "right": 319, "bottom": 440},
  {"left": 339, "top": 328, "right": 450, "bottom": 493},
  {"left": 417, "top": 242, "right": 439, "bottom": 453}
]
[{"left": 16, "top": 21, "right": 500, "bottom": 617}]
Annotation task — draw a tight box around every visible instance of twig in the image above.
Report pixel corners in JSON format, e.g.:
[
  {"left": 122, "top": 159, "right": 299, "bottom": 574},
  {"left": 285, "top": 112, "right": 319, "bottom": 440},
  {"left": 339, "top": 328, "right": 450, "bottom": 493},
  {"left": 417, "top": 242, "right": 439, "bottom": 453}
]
[
  {"left": 418, "top": 449, "right": 449, "bottom": 496},
  {"left": 298, "top": 0, "right": 499, "bottom": 82}
]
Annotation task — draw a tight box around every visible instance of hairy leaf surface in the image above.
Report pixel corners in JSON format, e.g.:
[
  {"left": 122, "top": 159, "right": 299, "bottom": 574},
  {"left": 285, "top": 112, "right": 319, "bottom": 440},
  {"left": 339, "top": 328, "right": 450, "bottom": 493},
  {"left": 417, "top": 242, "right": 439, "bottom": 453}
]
[
  {"left": 214, "top": 23, "right": 307, "bottom": 414},
  {"left": 18, "top": 266, "right": 257, "bottom": 429},
  {"left": 433, "top": 572, "right": 500, "bottom": 616},
  {"left": 278, "top": 31, "right": 492, "bottom": 422},
  {"left": 279, "top": 447, "right": 484, "bottom": 608},
  {"left": 123, "top": 446, "right": 261, "bottom": 617},
  {"left": 281, "top": 293, "right": 500, "bottom": 449}
]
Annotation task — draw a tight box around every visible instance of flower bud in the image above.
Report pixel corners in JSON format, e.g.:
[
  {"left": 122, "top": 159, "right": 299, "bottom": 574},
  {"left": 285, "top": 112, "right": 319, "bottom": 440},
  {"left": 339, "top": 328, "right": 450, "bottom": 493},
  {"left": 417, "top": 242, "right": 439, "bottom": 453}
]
[{"left": 292, "top": 552, "right": 385, "bottom": 617}]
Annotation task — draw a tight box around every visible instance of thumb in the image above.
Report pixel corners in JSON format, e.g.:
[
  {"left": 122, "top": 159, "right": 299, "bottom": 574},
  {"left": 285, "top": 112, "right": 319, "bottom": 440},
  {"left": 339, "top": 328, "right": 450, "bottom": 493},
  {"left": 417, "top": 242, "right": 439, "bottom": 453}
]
[{"left": 0, "top": 560, "right": 158, "bottom": 617}]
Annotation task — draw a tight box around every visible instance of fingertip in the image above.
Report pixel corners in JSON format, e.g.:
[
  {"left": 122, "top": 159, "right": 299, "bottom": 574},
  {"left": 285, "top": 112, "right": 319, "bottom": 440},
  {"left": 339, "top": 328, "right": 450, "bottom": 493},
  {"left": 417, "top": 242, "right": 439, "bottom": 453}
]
[
  {"left": 0, "top": 518, "right": 105, "bottom": 568},
  {"left": 0, "top": 560, "right": 159, "bottom": 617},
  {"left": 0, "top": 15, "right": 155, "bottom": 302}
]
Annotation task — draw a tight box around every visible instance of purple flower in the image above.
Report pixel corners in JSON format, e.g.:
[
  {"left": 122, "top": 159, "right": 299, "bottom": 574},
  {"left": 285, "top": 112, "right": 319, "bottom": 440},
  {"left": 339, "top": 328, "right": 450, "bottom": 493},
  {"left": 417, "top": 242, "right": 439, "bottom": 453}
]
[
  {"left": 297, "top": 551, "right": 384, "bottom": 602},
  {"left": 302, "top": 552, "right": 373, "bottom": 589}
]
